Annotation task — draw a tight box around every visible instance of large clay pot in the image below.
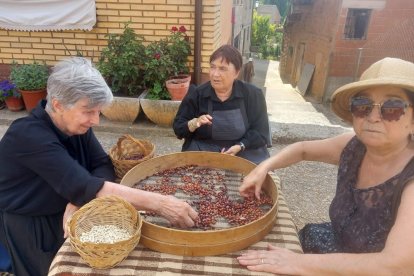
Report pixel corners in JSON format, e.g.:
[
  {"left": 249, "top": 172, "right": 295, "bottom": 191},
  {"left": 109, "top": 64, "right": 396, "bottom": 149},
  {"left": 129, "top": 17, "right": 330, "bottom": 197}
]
[
  {"left": 20, "top": 89, "right": 47, "bottom": 112},
  {"left": 101, "top": 95, "right": 142, "bottom": 123},
  {"left": 165, "top": 74, "right": 191, "bottom": 101},
  {"left": 4, "top": 96, "right": 25, "bottom": 111},
  {"left": 140, "top": 91, "right": 181, "bottom": 127}
]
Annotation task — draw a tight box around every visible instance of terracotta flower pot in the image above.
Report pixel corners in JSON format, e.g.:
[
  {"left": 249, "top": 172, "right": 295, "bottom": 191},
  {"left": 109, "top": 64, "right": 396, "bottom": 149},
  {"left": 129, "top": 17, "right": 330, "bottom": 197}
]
[
  {"left": 4, "top": 96, "right": 25, "bottom": 111},
  {"left": 20, "top": 89, "right": 47, "bottom": 112},
  {"left": 165, "top": 74, "right": 191, "bottom": 101}
]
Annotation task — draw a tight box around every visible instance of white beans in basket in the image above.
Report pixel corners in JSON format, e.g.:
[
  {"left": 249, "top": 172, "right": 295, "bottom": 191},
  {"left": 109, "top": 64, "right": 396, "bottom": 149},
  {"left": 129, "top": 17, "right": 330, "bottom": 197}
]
[{"left": 80, "top": 225, "right": 131, "bottom": 244}]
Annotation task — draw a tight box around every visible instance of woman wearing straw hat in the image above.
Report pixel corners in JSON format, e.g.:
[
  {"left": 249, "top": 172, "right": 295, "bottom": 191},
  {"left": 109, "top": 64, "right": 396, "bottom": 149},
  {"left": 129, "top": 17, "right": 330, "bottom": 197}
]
[
  {"left": 0, "top": 57, "right": 198, "bottom": 276},
  {"left": 237, "top": 57, "right": 414, "bottom": 274}
]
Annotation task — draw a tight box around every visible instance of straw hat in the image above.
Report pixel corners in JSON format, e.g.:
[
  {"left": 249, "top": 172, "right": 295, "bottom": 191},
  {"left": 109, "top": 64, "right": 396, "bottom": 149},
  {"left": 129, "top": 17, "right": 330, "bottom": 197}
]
[{"left": 331, "top": 57, "right": 414, "bottom": 123}]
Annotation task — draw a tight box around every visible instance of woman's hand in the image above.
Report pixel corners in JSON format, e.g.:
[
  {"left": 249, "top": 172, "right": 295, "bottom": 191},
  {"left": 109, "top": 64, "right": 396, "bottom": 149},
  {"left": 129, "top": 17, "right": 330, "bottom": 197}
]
[
  {"left": 196, "top": 114, "right": 213, "bottom": 127},
  {"left": 157, "top": 195, "right": 198, "bottom": 228},
  {"left": 188, "top": 114, "right": 213, "bottom": 132},
  {"left": 221, "top": 144, "right": 241, "bottom": 155},
  {"left": 239, "top": 164, "right": 268, "bottom": 200},
  {"left": 63, "top": 202, "right": 80, "bottom": 238},
  {"left": 237, "top": 244, "right": 302, "bottom": 275},
  {"left": 97, "top": 182, "right": 198, "bottom": 229}
]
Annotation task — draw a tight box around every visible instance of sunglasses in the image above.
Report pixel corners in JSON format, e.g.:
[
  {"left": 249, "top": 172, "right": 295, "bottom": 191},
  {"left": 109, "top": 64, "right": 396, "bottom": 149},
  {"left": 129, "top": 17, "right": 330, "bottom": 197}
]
[{"left": 349, "top": 96, "right": 412, "bottom": 121}]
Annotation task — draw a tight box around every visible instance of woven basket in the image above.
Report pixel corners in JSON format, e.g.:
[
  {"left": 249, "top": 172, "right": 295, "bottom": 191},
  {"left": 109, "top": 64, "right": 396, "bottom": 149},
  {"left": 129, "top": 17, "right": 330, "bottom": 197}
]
[
  {"left": 109, "top": 134, "right": 155, "bottom": 179},
  {"left": 67, "top": 196, "right": 142, "bottom": 269}
]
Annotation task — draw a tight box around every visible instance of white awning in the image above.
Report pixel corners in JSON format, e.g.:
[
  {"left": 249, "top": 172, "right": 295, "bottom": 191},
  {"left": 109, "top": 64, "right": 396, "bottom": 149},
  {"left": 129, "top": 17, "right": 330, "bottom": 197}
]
[{"left": 0, "top": 0, "right": 96, "bottom": 31}]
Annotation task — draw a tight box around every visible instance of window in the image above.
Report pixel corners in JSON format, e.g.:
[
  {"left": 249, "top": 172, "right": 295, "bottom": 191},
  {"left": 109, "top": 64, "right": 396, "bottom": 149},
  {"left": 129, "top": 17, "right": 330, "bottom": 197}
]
[
  {"left": 344, "top": 9, "right": 371, "bottom": 40},
  {"left": 295, "top": 0, "right": 313, "bottom": 4}
]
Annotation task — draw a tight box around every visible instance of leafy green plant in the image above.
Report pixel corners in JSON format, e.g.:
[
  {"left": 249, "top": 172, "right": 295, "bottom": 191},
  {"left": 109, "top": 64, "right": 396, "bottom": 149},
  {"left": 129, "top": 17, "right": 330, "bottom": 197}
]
[
  {"left": 97, "top": 23, "right": 146, "bottom": 97},
  {"left": 10, "top": 62, "right": 49, "bottom": 90},
  {"left": 251, "top": 10, "right": 282, "bottom": 60},
  {"left": 144, "top": 40, "right": 173, "bottom": 100},
  {"left": 168, "top": 26, "right": 191, "bottom": 76},
  {"left": 144, "top": 26, "right": 191, "bottom": 100}
]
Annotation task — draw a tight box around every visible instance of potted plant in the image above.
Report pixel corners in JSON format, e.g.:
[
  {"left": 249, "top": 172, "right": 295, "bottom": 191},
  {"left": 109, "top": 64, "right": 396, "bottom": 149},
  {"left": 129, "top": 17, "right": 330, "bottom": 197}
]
[
  {"left": 144, "top": 25, "right": 191, "bottom": 101},
  {"left": 165, "top": 25, "right": 191, "bottom": 83},
  {"left": 97, "top": 23, "right": 147, "bottom": 123},
  {"left": 10, "top": 61, "right": 49, "bottom": 112},
  {"left": 165, "top": 26, "right": 191, "bottom": 101},
  {"left": 140, "top": 26, "right": 191, "bottom": 126},
  {"left": 0, "top": 80, "right": 24, "bottom": 111}
]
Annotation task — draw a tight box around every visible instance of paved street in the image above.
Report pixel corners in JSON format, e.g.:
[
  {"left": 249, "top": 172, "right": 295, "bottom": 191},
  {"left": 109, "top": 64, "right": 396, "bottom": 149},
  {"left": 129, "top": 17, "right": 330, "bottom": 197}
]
[
  {"left": 0, "top": 58, "right": 352, "bottom": 230},
  {"left": 250, "top": 59, "right": 349, "bottom": 229}
]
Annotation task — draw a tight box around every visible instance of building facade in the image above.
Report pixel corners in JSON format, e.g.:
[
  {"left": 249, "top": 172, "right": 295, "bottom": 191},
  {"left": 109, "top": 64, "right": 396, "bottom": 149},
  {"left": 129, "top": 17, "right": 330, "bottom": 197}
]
[
  {"left": 280, "top": 0, "right": 414, "bottom": 102},
  {"left": 256, "top": 4, "right": 281, "bottom": 25},
  {"left": 0, "top": 0, "right": 253, "bottom": 84}
]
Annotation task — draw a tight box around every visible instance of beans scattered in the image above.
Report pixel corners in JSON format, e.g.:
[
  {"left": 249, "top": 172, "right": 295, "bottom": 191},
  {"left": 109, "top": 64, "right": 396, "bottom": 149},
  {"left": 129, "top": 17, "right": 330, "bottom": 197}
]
[
  {"left": 133, "top": 165, "right": 273, "bottom": 230},
  {"left": 80, "top": 225, "right": 131, "bottom": 244}
]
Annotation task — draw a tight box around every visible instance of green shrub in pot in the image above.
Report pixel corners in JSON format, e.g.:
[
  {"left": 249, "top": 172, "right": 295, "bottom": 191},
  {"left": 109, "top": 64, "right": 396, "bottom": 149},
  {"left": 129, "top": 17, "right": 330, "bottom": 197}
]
[
  {"left": 143, "top": 25, "right": 191, "bottom": 100},
  {"left": 10, "top": 61, "right": 49, "bottom": 91},
  {"left": 97, "top": 23, "right": 146, "bottom": 97}
]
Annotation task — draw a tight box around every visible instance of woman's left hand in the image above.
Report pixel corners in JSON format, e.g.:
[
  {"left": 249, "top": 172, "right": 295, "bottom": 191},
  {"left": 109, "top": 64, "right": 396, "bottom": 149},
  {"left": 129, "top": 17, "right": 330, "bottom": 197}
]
[
  {"left": 237, "top": 244, "right": 302, "bottom": 275},
  {"left": 221, "top": 144, "right": 242, "bottom": 155},
  {"left": 63, "top": 202, "right": 80, "bottom": 238}
]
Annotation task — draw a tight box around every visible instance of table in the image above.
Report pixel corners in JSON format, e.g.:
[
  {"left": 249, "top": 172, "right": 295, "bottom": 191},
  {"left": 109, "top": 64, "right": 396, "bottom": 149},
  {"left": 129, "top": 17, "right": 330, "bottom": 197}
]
[{"left": 48, "top": 177, "right": 302, "bottom": 276}]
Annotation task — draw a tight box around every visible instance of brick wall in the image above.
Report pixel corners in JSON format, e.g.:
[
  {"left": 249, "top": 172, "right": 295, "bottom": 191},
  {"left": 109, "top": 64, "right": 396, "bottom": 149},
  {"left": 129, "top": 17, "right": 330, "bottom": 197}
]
[
  {"left": 282, "top": 0, "right": 414, "bottom": 102},
  {"left": 326, "top": 0, "right": 414, "bottom": 100},
  {"left": 0, "top": 0, "right": 230, "bottom": 82},
  {"left": 280, "top": 0, "right": 342, "bottom": 101},
  {"left": 331, "top": 0, "right": 414, "bottom": 77}
]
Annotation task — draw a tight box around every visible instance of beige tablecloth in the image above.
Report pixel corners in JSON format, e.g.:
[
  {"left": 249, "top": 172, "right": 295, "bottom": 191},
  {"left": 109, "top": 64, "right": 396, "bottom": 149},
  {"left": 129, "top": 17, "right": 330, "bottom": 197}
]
[{"left": 48, "top": 178, "right": 302, "bottom": 276}]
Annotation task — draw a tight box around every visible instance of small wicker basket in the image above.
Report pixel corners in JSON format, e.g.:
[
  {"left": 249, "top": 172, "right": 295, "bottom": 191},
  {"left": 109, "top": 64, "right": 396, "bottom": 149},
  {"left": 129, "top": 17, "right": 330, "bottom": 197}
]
[
  {"left": 109, "top": 134, "right": 155, "bottom": 179},
  {"left": 67, "top": 196, "right": 142, "bottom": 269}
]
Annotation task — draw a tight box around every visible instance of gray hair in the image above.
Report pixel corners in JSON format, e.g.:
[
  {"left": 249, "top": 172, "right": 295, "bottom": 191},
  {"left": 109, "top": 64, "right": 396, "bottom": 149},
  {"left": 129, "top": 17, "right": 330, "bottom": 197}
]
[{"left": 45, "top": 57, "right": 113, "bottom": 112}]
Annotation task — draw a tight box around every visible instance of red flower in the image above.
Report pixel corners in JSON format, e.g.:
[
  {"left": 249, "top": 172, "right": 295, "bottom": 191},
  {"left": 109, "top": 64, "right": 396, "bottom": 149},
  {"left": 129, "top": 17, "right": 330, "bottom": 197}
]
[
  {"left": 171, "top": 26, "right": 178, "bottom": 32},
  {"left": 154, "top": 53, "right": 161, "bottom": 60},
  {"left": 179, "top": 26, "right": 187, "bottom": 33}
]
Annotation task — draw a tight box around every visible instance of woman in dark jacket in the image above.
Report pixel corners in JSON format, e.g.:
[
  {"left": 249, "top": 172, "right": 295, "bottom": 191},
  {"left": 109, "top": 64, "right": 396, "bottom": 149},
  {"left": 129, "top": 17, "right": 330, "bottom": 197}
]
[{"left": 173, "top": 45, "right": 270, "bottom": 164}]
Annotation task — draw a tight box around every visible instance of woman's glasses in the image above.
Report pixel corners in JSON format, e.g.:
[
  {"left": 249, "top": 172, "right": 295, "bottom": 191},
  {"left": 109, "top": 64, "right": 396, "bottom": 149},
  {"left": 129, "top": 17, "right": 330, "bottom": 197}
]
[{"left": 350, "top": 96, "right": 412, "bottom": 121}]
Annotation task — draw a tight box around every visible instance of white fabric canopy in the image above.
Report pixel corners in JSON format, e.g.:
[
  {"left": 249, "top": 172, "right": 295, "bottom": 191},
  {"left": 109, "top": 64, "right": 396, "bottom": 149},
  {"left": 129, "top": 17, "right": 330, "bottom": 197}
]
[{"left": 0, "top": 0, "right": 96, "bottom": 31}]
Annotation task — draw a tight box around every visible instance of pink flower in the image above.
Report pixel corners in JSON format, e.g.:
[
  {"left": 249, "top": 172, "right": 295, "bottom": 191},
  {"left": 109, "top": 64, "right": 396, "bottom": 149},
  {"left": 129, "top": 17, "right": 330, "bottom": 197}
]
[
  {"left": 154, "top": 53, "right": 161, "bottom": 60},
  {"left": 179, "top": 26, "right": 187, "bottom": 33},
  {"left": 171, "top": 26, "right": 178, "bottom": 32}
]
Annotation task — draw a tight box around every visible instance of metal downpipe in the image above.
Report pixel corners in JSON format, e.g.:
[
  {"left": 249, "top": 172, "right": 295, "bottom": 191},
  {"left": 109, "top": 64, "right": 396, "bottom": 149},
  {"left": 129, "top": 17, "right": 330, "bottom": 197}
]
[{"left": 194, "top": 0, "right": 202, "bottom": 85}]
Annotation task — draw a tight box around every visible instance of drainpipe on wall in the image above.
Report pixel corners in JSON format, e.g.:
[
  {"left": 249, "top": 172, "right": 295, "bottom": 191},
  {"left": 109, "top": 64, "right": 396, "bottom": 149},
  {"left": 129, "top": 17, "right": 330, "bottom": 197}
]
[
  {"left": 194, "top": 0, "right": 202, "bottom": 85},
  {"left": 354, "top": 48, "right": 363, "bottom": 81},
  {"left": 231, "top": 7, "right": 235, "bottom": 46}
]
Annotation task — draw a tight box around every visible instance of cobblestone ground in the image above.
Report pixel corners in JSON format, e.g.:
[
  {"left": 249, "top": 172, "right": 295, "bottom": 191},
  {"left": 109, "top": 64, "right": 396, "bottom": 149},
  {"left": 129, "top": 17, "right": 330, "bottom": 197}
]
[{"left": 270, "top": 144, "right": 337, "bottom": 230}]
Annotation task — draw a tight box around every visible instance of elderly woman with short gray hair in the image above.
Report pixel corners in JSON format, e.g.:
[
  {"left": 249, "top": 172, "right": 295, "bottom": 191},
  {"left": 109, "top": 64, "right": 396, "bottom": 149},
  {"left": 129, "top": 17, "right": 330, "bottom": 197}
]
[{"left": 0, "top": 57, "right": 198, "bottom": 276}]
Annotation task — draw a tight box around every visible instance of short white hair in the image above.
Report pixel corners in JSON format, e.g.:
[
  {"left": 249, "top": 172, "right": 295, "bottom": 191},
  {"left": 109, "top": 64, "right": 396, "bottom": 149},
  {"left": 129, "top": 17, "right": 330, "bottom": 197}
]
[{"left": 45, "top": 57, "right": 113, "bottom": 112}]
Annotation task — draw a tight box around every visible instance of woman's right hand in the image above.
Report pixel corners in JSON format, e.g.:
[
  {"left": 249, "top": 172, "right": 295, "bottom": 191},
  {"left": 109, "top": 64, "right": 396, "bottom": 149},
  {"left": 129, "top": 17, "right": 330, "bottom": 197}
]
[
  {"left": 196, "top": 114, "right": 213, "bottom": 126},
  {"left": 157, "top": 195, "right": 199, "bottom": 228},
  {"left": 239, "top": 165, "right": 268, "bottom": 200},
  {"left": 97, "top": 182, "right": 199, "bottom": 229}
]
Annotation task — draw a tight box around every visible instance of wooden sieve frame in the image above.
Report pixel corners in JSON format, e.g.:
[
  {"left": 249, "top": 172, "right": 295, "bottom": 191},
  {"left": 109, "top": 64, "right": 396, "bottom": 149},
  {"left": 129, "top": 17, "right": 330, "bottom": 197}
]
[{"left": 120, "top": 151, "right": 278, "bottom": 256}]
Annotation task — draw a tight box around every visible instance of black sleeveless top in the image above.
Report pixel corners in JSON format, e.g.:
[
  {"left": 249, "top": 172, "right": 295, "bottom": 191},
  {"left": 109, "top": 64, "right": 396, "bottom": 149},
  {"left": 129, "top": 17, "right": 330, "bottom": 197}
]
[{"left": 329, "top": 136, "right": 414, "bottom": 253}]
